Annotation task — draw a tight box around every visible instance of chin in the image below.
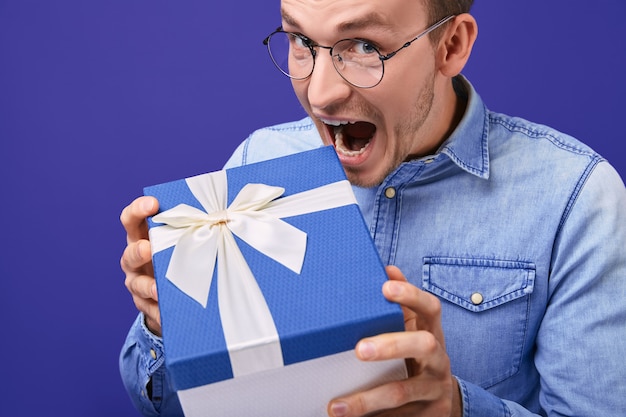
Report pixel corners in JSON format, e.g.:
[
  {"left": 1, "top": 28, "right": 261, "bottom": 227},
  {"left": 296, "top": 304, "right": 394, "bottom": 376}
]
[{"left": 342, "top": 166, "right": 388, "bottom": 188}]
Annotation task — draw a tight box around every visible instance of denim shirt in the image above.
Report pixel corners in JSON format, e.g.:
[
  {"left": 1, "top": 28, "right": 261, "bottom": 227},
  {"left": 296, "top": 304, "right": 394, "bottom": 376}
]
[{"left": 120, "top": 76, "right": 626, "bottom": 416}]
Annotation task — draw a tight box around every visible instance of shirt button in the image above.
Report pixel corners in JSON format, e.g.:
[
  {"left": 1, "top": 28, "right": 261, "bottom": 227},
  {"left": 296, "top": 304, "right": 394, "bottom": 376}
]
[
  {"left": 470, "top": 292, "right": 484, "bottom": 305},
  {"left": 384, "top": 187, "right": 396, "bottom": 199},
  {"left": 424, "top": 158, "right": 435, "bottom": 164},
  {"left": 150, "top": 348, "right": 157, "bottom": 360}
]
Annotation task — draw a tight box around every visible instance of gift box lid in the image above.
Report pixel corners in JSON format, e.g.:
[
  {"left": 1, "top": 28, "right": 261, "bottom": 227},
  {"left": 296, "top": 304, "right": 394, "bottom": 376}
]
[{"left": 145, "top": 146, "right": 404, "bottom": 391}]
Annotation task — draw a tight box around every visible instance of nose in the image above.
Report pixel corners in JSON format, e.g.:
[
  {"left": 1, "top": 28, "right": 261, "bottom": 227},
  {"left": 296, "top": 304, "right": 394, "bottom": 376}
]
[{"left": 306, "top": 50, "right": 352, "bottom": 111}]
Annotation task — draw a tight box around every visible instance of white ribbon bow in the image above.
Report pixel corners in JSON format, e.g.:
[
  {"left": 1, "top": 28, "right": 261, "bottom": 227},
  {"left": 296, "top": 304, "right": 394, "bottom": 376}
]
[{"left": 149, "top": 170, "right": 356, "bottom": 378}]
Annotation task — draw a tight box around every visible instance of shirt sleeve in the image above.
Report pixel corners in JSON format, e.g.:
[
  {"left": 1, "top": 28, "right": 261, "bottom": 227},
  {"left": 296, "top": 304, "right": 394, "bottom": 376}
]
[
  {"left": 533, "top": 160, "right": 626, "bottom": 415},
  {"left": 458, "top": 376, "right": 551, "bottom": 416},
  {"left": 119, "top": 313, "right": 183, "bottom": 416},
  {"left": 458, "top": 160, "right": 626, "bottom": 416}
]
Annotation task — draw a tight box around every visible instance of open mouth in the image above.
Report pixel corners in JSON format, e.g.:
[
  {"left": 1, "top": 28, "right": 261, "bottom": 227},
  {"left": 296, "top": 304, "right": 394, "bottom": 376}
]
[{"left": 324, "top": 120, "right": 376, "bottom": 157}]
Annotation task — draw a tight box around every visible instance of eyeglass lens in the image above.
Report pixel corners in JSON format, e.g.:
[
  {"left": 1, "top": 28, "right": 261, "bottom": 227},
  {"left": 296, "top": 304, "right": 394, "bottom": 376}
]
[{"left": 266, "top": 32, "right": 384, "bottom": 88}]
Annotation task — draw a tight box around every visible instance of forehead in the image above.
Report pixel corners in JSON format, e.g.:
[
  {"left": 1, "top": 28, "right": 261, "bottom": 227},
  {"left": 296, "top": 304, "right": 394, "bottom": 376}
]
[{"left": 280, "top": 0, "right": 426, "bottom": 39}]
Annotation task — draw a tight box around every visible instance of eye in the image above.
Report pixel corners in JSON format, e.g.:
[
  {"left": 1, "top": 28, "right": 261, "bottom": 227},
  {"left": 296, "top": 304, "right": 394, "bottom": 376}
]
[
  {"left": 290, "top": 33, "right": 313, "bottom": 50},
  {"left": 335, "top": 39, "right": 380, "bottom": 60},
  {"left": 353, "top": 40, "right": 379, "bottom": 55}
]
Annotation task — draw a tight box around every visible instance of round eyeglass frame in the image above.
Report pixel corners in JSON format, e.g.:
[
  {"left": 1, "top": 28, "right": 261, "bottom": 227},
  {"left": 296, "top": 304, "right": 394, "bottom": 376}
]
[{"left": 262, "top": 15, "right": 455, "bottom": 88}]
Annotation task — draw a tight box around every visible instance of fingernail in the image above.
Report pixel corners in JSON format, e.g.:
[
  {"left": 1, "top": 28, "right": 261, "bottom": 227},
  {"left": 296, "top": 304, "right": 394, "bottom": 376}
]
[
  {"left": 152, "top": 283, "right": 158, "bottom": 300},
  {"left": 141, "top": 198, "right": 154, "bottom": 212},
  {"left": 330, "top": 401, "right": 348, "bottom": 417},
  {"left": 358, "top": 341, "right": 376, "bottom": 360},
  {"left": 385, "top": 281, "right": 403, "bottom": 297}
]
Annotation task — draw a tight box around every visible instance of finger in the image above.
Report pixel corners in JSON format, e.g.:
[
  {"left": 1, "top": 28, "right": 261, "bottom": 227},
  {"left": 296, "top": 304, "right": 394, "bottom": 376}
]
[
  {"left": 382, "top": 270, "right": 443, "bottom": 342},
  {"left": 383, "top": 267, "right": 440, "bottom": 321},
  {"left": 383, "top": 266, "right": 418, "bottom": 331},
  {"left": 125, "top": 273, "right": 158, "bottom": 302},
  {"left": 120, "top": 240, "right": 153, "bottom": 273},
  {"left": 363, "top": 402, "right": 435, "bottom": 417},
  {"left": 120, "top": 196, "right": 159, "bottom": 243},
  {"left": 328, "top": 377, "right": 448, "bottom": 417},
  {"left": 355, "top": 332, "right": 448, "bottom": 374},
  {"left": 357, "top": 332, "right": 451, "bottom": 397},
  {"left": 133, "top": 296, "right": 162, "bottom": 336},
  {"left": 369, "top": 399, "right": 452, "bottom": 417},
  {"left": 329, "top": 333, "right": 452, "bottom": 417}
]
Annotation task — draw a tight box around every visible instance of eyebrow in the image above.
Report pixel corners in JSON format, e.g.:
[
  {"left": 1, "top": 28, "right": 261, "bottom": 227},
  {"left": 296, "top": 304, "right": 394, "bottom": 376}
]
[
  {"left": 281, "top": 8, "right": 398, "bottom": 36},
  {"left": 337, "top": 12, "right": 395, "bottom": 33}
]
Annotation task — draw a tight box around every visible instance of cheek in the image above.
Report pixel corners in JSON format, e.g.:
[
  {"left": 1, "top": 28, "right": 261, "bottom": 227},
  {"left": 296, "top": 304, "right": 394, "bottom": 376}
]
[
  {"left": 371, "top": 86, "right": 415, "bottom": 130},
  {"left": 381, "top": 51, "right": 433, "bottom": 102},
  {"left": 378, "top": 68, "right": 430, "bottom": 122},
  {"left": 291, "top": 80, "right": 311, "bottom": 110}
]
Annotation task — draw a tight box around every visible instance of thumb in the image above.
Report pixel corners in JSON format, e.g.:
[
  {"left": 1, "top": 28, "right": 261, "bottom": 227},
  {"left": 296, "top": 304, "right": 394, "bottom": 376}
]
[{"left": 385, "top": 265, "right": 407, "bottom": 283}]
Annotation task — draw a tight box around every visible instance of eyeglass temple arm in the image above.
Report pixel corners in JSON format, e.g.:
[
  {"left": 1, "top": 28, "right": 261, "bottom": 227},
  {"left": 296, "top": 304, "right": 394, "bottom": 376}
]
[{"left": 380, "top": 15, "right": 456, "bottom": 61}]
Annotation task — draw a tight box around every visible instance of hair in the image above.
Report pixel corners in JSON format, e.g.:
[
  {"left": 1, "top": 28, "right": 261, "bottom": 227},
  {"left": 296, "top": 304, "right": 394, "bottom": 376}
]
[
  {"left": 425, "top": 0, "right": 474, "bottom": 43},
  {"left": 426, "top": 0, "right": 473, "bottom": 20}
]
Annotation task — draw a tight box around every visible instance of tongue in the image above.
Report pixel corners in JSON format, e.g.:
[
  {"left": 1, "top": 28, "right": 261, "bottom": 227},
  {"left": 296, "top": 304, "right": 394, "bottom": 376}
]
[{"left": 341, "top": 122, "right": 376, "bottom": 151}]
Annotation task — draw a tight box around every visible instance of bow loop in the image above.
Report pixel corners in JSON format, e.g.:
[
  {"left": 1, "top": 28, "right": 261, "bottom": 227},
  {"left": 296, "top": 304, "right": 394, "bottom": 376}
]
[
  {"left": 153, "top": 204, "right": 212, "bottom": 228},
  {"left": 229, "top": 183, "right": 286, "bottom": 213}
]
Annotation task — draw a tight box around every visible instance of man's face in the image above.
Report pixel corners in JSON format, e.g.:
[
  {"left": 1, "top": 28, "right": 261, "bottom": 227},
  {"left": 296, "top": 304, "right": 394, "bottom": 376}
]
[{"left": 281, "top": 0, "right": 441, "bottom": 187}]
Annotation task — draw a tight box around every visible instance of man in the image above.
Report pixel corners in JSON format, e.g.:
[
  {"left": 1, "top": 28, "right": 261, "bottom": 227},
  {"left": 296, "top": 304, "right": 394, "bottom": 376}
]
[{"left": 119, "top": 0, "right": 626, "bottom": 415}]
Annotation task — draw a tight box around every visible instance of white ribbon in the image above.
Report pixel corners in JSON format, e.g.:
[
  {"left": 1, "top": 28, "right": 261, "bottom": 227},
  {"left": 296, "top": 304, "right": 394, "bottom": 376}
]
[{"left": 149, "top": 170, "right": 356, "bottom": 378}]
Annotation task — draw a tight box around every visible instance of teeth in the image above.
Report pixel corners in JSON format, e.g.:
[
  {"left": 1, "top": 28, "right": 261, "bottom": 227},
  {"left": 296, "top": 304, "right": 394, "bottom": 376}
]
[
  {"left": 335, "top": 129, "right": 370, "bottom": 157},
  {"left": 319, "top": 118, "right": 370, "bottom": 157},
  {"left": 320, "top": 118, "right": 355, "bottom": 127}
]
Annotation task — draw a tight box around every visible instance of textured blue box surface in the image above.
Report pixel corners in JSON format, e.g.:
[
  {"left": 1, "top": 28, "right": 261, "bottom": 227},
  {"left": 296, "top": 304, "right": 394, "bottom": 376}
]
[{"left": 145, "top": 147, "right": 404, "bottom": 391}]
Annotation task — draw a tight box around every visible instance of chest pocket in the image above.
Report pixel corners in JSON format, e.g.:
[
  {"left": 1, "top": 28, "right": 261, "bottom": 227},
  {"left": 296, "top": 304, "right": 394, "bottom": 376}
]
[{"left": 422, "top": 257, "right": 535, "bottom": 388}]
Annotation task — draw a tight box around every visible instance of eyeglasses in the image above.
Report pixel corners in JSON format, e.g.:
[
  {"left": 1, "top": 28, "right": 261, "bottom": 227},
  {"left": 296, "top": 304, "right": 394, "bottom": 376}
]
[{"left": 262, "top": 15, "right": 455, "bottom": 89}]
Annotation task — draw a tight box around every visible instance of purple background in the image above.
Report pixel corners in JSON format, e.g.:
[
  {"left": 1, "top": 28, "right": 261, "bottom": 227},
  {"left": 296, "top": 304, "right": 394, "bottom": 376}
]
[{"left": 1, "top": 1, "right": 624, "bottom": 416}]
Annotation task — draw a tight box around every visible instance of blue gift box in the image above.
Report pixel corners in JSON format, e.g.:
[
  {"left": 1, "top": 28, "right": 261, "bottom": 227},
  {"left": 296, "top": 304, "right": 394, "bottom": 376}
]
[{"left": 145, "top": 147, "right": 405, "bottom": 415}]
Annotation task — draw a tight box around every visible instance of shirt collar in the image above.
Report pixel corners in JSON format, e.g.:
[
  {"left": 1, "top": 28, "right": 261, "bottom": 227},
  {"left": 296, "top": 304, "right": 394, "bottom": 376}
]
[{"left": 435, "top": 75, "right": 490, "bottom": 179}]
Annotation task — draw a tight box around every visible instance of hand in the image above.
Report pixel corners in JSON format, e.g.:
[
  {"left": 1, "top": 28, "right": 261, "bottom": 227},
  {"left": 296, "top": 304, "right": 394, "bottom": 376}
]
[
  {"left": 327, "top": 266, "right": 461, "bottom": 417},
  {"left": 120, "top": 196, "right": 162, "bottom": 336}
]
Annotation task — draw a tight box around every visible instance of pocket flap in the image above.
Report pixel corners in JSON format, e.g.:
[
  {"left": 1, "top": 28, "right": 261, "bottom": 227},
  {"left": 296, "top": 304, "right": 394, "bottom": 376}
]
[{"left": 422, "top": 257, "right": 535, "bottom": 312}]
